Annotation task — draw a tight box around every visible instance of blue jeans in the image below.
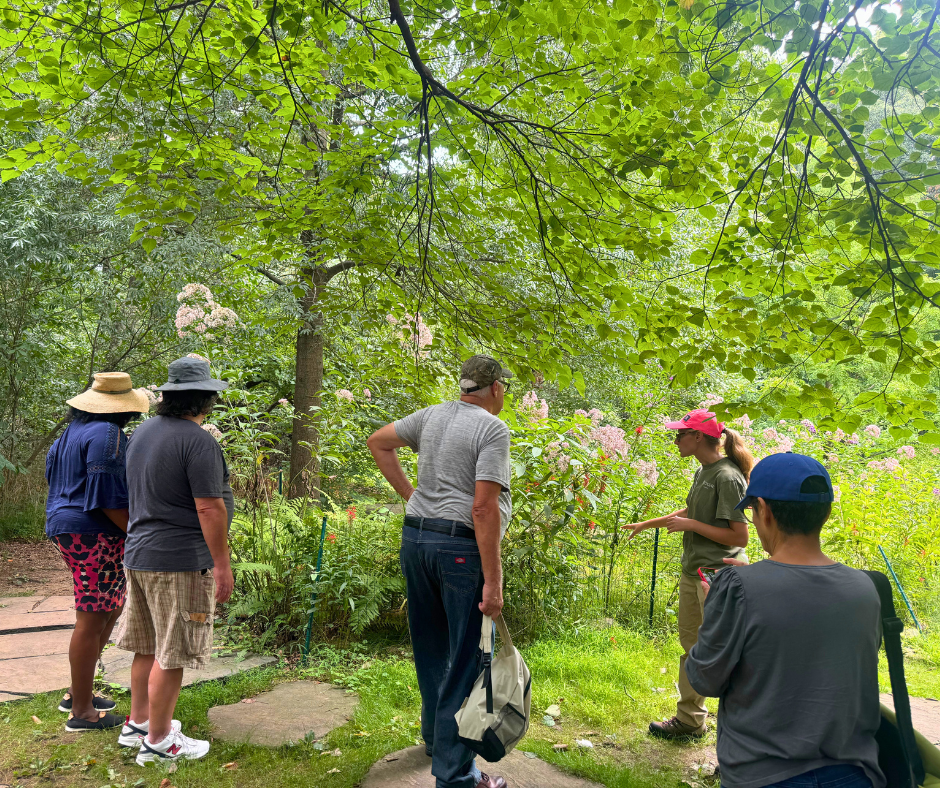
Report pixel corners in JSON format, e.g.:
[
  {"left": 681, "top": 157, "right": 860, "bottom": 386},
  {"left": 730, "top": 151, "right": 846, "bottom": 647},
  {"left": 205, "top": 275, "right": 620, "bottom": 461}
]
[
  {"left": 400, "top": 526, "right": 485, "bottom": 788},
  {"left": 761, "top": 764, "right": 873, "bottom": 788}
]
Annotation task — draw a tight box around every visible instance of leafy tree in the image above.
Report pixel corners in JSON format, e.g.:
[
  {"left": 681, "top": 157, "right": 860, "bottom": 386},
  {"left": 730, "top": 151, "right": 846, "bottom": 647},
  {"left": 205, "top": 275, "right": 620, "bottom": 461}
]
[{"left": 0, "top": 0, "right": 938, "bottom": 496}]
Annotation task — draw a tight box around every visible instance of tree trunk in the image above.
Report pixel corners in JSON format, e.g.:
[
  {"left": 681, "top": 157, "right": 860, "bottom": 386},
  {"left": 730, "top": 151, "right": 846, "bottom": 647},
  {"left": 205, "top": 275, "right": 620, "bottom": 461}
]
[{"left": 288, "top": 274, "right": 323, "bottom": 500}]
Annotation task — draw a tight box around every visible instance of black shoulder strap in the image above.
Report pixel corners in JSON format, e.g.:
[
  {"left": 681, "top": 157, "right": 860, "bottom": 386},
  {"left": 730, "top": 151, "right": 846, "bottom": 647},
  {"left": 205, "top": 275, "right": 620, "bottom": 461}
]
[{"left": 865, "top": 569, "right": 925, "bottom": 786}]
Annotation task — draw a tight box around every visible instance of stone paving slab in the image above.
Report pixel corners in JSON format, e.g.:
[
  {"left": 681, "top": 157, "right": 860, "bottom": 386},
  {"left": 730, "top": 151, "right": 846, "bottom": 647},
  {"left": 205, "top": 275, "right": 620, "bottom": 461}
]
[
  {"left": 31, "top": 596, "right": 76, "bottom": 613},
  {"left": 881, "top": 693, "right": 940, "bottom": 745},
  {"left": 101, "top": 646, "right": 276, "bottom": 689},
  {"left": 361, "top": 746, "right": 604, "bottom": 788},
  {"left": 0, "top": 653, "right": 71, "bottom": 696},
  {"left": 0, "top": 628, "right": 73, "bottom": 659},
  {"left": 208, "top": 681, "right": 358, "bottom": 746},
  {"left": 0, "top": 595, "right": 75, "bottom": 632}
]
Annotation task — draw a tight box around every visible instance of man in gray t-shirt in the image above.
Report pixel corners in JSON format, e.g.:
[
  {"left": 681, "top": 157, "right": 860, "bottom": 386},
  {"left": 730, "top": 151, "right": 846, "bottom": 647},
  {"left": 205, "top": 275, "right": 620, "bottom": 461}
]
[
  {"left": 686, "top": 453, "right": 884, "bottom": 788},
  {"left": 115, "top": 358, "right": 234, "bottom": 767},
  {"left": 368, "top": 355, "right": 513, "bottom": 788}
]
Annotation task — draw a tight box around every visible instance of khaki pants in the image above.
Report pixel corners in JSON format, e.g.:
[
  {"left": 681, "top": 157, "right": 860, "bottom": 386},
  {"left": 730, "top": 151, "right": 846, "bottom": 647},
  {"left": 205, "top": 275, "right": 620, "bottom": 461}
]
[{"left": 676, "top": 572, "right": 707, "bottom": 730}]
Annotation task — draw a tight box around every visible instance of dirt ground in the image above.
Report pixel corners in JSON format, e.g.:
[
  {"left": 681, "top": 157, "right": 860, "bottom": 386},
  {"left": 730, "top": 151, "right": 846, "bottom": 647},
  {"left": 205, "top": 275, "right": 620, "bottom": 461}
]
[{"left": 0, "top": 540, "right": 72, "bottom": 597}]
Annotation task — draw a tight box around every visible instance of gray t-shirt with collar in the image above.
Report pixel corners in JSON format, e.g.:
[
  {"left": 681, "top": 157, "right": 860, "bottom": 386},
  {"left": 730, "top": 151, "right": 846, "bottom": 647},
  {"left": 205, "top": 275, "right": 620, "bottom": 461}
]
[{"left": 394, "top": 401, "right": 512, "bottom": 536}]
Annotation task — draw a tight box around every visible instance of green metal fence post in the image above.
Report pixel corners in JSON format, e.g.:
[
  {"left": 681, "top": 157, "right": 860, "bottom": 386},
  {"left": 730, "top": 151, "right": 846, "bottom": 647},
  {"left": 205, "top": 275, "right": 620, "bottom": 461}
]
[
  {"left": 302, "top": 515, "right": 329, "bottom": 664},
  {"left": 878, "top": 544, "right": 921, "bottom": 633}
]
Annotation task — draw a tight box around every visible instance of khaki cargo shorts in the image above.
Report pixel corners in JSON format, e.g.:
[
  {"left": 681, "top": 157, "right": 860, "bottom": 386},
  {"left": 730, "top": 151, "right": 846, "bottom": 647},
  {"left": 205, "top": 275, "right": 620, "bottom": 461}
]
[{"left": 115, "top": 568, "right": 216, "bottom": 670}]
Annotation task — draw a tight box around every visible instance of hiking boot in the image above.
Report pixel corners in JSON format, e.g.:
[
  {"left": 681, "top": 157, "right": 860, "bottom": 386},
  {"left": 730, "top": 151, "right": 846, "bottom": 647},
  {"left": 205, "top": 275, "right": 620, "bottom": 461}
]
[
  {"left": 476, "top": 774, "right": 507, "bottom": 788},
  {"left": 118, "top": 717, "right": 182, "bottom": 748},
  {"left": 648, "top": 716, "right": 706, "bottom": 740},
  {"left": 65, "top": 710, "right": 124, "bottom": 732},
  {"left": 136, "top": 728, "right": 210, "bottom": 766},
  {"left": 59, "top": 693, "right": 116, "bottom": 713}
]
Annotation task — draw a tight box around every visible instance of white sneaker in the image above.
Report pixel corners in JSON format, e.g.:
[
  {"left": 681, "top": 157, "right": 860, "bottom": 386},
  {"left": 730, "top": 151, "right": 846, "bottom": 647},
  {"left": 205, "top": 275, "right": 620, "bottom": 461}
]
[
  {"left": 118, "top": 717, "right": 181, "bottom": 748},
  {"left": 135, "top": 728, "right": 210, "bottom": 766}
]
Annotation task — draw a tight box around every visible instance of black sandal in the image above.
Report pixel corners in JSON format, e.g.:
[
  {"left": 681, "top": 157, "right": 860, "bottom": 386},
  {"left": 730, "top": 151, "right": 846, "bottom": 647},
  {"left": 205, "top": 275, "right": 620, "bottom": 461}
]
[{"left": 65, "top": 710, "right": 124, "bottom": 732}]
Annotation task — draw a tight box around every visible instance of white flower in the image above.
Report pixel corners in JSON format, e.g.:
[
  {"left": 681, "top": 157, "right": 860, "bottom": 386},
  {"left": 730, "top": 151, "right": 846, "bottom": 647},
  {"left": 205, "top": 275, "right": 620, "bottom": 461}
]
[
  {"left": 202, "top": 423, "right": 223, "bottom": 440},
  {"left": 336, "top": 389, "right": 354, "bottom": 403}
]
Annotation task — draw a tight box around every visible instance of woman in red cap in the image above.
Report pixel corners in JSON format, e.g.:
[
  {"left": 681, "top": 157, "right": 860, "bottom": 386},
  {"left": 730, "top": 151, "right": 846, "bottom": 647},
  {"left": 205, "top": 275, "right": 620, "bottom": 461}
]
[{"left": 625, "top": 408, "right": 754, "bottom": 740}]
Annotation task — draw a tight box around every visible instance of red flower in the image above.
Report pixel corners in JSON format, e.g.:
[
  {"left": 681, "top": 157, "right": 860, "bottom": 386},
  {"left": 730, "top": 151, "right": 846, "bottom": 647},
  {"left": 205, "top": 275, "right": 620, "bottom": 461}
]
[
  {"left": 327, "top": 533, "right": 337, "bottom": 543},
  {"left": 635, "top": 425, "right": 644, "bottom": 434},
  {"left": 346, "top": 506, "right": 357, "bottom": 523}
]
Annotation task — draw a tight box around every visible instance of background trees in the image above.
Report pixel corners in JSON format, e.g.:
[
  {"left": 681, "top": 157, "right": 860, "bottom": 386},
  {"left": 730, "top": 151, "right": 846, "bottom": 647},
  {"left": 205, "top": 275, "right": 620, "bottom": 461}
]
[{"left": 0, "top": 0, "right": 937, "bottom": 494}]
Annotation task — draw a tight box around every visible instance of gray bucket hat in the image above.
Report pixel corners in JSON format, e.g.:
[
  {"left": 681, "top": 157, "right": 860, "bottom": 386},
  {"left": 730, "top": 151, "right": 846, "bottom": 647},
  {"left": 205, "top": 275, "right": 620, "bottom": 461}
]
[{"left": 156, "top": 357, "right": 229, "bottom": 392}]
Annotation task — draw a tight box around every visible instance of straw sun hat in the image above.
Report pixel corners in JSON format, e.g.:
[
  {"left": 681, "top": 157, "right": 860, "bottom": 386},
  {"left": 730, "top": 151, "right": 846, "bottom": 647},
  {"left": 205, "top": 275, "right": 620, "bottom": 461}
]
[{"left": 66, "top": 372, "right": 151, "bottom": 414}]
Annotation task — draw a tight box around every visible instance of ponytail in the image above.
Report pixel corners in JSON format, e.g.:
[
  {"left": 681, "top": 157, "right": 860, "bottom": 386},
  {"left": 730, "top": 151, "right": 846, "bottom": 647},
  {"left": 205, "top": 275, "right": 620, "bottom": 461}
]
[{"left": 721, "top": 427, "right": 754, "bottom": 481}]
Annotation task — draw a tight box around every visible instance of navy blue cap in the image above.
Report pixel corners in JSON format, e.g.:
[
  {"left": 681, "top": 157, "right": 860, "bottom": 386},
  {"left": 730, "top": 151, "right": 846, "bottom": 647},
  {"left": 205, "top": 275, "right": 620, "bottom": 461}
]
[{"left": 734, "top": 452, "right": 833, "bottom": 510}]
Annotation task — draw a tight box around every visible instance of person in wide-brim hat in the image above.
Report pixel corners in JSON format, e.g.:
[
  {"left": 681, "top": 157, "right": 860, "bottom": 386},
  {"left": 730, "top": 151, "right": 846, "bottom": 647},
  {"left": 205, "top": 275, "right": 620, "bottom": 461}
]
[
  {"left": 66, "top": 372, "right": 151, "bottom": 414},
  {"left": 47, "top": 371, "right": 150, "bottom": 732},
  {"left": 155, "top": 356, "right": 228, "bottom": 392}
]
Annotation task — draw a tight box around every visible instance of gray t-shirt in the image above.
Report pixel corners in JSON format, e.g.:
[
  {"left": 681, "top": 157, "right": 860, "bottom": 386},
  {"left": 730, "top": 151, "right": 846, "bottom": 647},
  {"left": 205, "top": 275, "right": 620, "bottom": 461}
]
[
  {"left": 394, "top": 401, "right": 512, "bottom": 536},
  {"left": 682, "top": 458, "right": 748, "bottom": 576},
  {"left": 124, "top": 416, "right": 234, "bottom": 572},
  {"left": 686, "top": 561, "right": 884, "bottom": 788}
]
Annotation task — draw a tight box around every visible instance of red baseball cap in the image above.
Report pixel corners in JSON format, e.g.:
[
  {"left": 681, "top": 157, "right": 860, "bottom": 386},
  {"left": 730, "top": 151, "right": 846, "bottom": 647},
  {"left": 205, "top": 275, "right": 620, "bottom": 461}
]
[{"left": 664, "top": 409, "right": 724, "bottom": 439}]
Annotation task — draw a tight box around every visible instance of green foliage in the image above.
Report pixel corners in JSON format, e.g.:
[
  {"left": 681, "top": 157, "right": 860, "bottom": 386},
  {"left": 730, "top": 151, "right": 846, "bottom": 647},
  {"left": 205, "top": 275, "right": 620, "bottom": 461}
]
[{"left": 0, "top": 0, "right": 937, "bottom": 434}]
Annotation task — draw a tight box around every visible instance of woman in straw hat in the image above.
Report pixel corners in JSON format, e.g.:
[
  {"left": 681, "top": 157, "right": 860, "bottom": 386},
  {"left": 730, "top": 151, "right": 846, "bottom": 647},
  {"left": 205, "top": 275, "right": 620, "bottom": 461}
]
[{"left": 45, "top": 372, "right": 149, "bottom": 732}]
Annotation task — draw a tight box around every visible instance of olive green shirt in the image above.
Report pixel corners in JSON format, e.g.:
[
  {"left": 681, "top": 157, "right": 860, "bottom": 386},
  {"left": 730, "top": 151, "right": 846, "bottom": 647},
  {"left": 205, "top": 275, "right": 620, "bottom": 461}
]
[{"left": 681, "top": 458, "right": 748, "bottom": 577}]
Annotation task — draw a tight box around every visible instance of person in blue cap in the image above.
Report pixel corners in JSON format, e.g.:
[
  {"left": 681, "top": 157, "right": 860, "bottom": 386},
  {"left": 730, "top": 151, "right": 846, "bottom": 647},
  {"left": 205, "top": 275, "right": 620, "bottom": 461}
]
[{"left": 685, "top": 452, "right": 884, "bottom": 788}]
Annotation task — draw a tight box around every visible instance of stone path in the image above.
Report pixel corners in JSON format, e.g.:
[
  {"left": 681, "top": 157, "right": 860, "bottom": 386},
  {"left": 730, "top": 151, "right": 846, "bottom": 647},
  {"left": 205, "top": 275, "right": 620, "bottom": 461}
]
[
  {"left": 0, "top": 595, "right": 274, "bottom": 702},
  {"left": 209, "top": 681, "right": 357, "bottom": 746},
  {"left": 361, "top": 746, "right": 604, "bottom": 788},
  {"left": 881, "top": 693, "right": 940, "bottom": 745},
  {"left": 0, "top": 596, "right": 76, "bottom": 701},
  {"left": 99, "top": 645, "right": 275, "bottom": 689}
]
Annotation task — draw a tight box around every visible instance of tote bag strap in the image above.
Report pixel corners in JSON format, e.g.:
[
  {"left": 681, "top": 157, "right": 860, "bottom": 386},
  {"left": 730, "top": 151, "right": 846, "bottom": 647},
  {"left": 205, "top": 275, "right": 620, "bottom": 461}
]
[
  {"left": 479, "top": 615, "right": 495, "bottom": 714},
  {"left": 865, "top": 569, "right": 925, "bottom": 786},
  {"left": 493, "top": 614, "right": 515, "bottom": 652}
]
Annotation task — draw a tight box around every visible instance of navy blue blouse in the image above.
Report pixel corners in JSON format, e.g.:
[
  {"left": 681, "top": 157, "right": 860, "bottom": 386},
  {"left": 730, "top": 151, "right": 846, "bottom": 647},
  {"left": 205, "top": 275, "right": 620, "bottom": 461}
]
[{"left": 45, "top": 420, "right": 129, "bottom": 538}]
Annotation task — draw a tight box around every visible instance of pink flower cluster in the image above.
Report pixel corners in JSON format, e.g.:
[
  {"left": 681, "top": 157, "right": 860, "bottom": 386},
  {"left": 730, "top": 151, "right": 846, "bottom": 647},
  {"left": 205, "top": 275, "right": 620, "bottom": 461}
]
[
  {"left": 736, "top": 414, "right": 753, "bottom": 431},
  {"left": 364, "top": 389, "right": 372, "bottom": 401},
  {"left": 590, "top": 425, "right": 628, "bottom": 459},
  {"left": 864, "top": 425, "right": 881, "bottom": 439},
  {"left": 143, "top": 388, "right": 160, "bottom": 407},
  {"left": 389, "top": 313, "right": 433, "bottom": 357},
  {"left": 546, "top": 440, "right": 572, "bottom": 473},
  {"left": 574, "top": 408, "right": 603, "bottom": 426},
  {"left": 520, "top": 391, "right": 549, "bottom": 422},
  {"left": 202, "top": 423, "right": 223, "bottom": 440},
  {"left": 278, "top": 398, "right": 289, "bottom": 407},
  {"left": 634, "top": 459, "right": 659, "bottom": 486},
  {"left": 868, "top": 457, "right": 901, "bottom": 472},
  {"left": 800, "top": 419, "right": 816, "bottom": 434},
  {"left": 336, "top": 389, "right": 354, "bottom": 403},
  {"left": 763, "top": 428, "right": 778, "bottom": 441},
  {"left": 175, "top": 284, "right": 239, "bottom": 339},
  {"left": 700, "top": 393, "right": 722, "bottom": 408},
  {"left": 897, "top": 445, "right": 916, "bottom": 459}
]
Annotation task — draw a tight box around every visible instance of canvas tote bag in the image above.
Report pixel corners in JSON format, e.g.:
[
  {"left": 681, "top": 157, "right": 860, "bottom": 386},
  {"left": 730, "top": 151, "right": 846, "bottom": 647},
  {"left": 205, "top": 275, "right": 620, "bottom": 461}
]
[{"left": 455, "top": 613, "right": 531, "bottom": 761}]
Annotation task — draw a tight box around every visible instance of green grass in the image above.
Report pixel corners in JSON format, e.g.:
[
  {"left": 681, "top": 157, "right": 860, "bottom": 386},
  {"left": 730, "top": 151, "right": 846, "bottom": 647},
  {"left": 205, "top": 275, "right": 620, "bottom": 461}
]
[
  {"left": 0, "top": 501, "right": 45, "bottom": 542},
  {"left": 2, "top": 626, "right": 938, "bottom": 788}
]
